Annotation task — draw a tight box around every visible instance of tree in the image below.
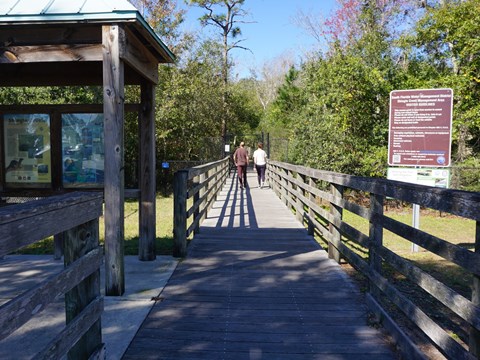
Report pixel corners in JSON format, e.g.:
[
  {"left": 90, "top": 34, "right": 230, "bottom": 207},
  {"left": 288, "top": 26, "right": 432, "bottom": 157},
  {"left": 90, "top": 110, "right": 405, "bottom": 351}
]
[
  {"left": 187, "top": 0, "right": 251, "bottom": 138},
  {"left": 129, "top": 0, "right": 185, "bottom": 50},
  {"left": 267, "top": 0, "right": 412, "bottom": 176},
  {"left": 250, "top": 54, "right": 294, "bottom": 112},
  {"left": 408, "top": 0, "right": 480, "bottom": 162}
]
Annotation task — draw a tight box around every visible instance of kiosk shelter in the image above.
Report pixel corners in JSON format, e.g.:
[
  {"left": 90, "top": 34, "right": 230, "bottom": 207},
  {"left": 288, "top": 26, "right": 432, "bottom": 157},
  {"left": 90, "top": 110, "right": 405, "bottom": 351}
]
[{"left": 0, "top": 0, "right": 175, "bottom": 295}]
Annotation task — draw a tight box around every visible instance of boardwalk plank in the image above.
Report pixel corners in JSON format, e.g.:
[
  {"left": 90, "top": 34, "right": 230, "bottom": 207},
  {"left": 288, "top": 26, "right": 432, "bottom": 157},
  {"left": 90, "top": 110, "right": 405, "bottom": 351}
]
[{"left": 123, "top": 173, "right": 396, "bottom": 360}]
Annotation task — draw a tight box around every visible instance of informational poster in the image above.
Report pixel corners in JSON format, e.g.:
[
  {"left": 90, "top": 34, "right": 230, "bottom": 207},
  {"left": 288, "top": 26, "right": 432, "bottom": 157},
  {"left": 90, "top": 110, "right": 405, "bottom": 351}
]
[
  {"left": 62, "top": 113, "right": 104, "bottom": 187},
  {"left": 387, "top": 167, "right": 450, "bottom": 188},
  {"left": 388, "top": 89, "right": 453, "bottom": 167},
  {"left": 4, "top": 114, "right": 51, "bottom": 184}
]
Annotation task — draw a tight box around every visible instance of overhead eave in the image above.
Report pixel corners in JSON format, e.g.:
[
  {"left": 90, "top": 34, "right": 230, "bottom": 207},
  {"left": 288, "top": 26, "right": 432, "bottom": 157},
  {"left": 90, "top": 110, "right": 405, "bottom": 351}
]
[{"left": 0, "top": 11, "right": 175, "bottom": 64}]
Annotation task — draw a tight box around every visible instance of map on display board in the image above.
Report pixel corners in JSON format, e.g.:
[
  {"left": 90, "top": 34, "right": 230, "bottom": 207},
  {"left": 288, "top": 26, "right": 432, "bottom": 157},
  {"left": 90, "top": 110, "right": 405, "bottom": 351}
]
[{"left": 4, "top": 114, "right": 51, "bottom": 184}]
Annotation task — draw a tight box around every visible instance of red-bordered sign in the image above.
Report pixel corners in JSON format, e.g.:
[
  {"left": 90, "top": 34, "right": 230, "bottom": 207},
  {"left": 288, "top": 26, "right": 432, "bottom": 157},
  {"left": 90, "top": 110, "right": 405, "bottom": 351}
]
[{"left": 388, "top": 88, "right": 453, "bottom": 167}]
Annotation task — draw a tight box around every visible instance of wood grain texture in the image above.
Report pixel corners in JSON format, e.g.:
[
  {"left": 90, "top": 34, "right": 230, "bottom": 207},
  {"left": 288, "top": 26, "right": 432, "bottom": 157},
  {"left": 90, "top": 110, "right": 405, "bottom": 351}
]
[
  {"left": 124, "top": 173, "right": 396, "bottom": 360},
  {"left": 268, "top": 160, "right": 480, "bottom": 359},
  {"left": 138, "top": 81, "right": 156, "bottom": 261},
  {"left": 102, "top": 24, "right": 126, "bottom": 296}
]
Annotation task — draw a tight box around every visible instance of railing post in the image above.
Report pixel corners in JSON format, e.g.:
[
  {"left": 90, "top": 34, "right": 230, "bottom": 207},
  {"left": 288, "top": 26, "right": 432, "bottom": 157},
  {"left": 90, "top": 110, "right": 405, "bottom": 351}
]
[
  {"left": 271, "top": 163, "right": 278, "bottom": 195},
  {"left": 369, "top": 193, "right": 384, "bottom": 299},
  {"left": 193, "top": 174, "right": 200, "bottom": 235},
  {"left": 53, "top": 232, "right": 64, "bottom": 260},
  {"left": 296, "top": 174, "right": 305, "bottom": 224},
  {"left": 281, "top": 168, "right": 289, "bottom": 206},
  {"left": 329, "top": 183, "right": 343, "bottom": 263},
  {"left": 173, "top": 170, "right": 188, "bottom": 257},
  {"left": 214, "top": 165, "right": 220, "bottom": 201},
  {"left": 469, "top": 220, "right": 480, "bottom": 357},
  {"left": 64, "top": 218, "right": 102, "bottom": 360},
  {"left": 266, "top": 162, "right": 271, "bottom": 191},
  {"left": 308, "top": 177, "right": 316, "bottom": 236},
  {"left": 194, "top": 172, "right": 206, "bottom": 235},
  {"left": 206, "top": 168, "right": 213, "bottom": 213}
]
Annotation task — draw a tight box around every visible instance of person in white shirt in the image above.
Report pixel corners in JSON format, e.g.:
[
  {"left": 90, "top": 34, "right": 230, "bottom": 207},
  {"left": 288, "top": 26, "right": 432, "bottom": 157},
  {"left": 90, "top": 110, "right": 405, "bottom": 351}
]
[{"left": 253, "top": 142, "right": 267, "bottom": 188}]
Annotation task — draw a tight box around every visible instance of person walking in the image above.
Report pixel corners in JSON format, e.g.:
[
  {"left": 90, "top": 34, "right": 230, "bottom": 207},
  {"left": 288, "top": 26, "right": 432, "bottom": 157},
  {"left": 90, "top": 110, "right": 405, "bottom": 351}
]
[
  {"left": 233, "top": 141, "right": 249, "bottom": 189},
  {"left": 253, "top": 142, "right": 267, "bottom": 188}
]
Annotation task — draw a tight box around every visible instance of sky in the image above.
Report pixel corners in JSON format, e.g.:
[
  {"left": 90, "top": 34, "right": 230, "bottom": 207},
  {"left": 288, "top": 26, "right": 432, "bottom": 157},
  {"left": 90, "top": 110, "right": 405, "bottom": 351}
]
[{"left": 179, "top": 0, "right": 338, "bottom": 78}]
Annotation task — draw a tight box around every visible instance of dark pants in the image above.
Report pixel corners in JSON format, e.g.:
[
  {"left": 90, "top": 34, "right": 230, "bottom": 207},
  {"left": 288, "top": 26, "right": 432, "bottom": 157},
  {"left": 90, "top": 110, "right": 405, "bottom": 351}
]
[
  {"left": 255, "top": 164, "right": 266, "bottom": 185},
  {"left": 237, "top": 165, "right": 247, "bottom": 187}
]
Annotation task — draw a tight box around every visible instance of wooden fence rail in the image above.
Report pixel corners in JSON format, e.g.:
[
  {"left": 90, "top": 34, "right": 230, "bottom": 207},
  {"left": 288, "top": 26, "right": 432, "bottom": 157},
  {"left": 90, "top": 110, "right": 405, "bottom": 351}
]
[
  {"left": 267, "top": 160, "right": 480, "bottom": 360},
  {"left": 173, "top": 157, "right": 230, "bottom": 257},
  {"left": 0, "top": 192, "right": 104, "bottom": 360}
]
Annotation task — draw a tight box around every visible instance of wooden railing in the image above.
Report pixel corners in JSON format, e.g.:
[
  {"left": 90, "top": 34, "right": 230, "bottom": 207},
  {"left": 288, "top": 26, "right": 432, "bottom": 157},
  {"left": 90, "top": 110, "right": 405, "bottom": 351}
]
[
  {"left": 0, "top": 192, "right": 104, "bottom": 360},
  {"left": 267, "top": 160, "right": 480, "bottom": 360},
  {"left": 173, "top": 157, "right": 230, "bottom": 257}
]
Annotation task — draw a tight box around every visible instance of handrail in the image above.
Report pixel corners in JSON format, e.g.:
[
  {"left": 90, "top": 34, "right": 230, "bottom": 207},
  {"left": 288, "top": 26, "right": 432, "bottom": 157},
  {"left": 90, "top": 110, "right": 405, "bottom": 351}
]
[
  {"left": 173, "top": 157, "right": 230, "bottom": 257},
  {"left": 267, "top": 160, "right": 480, "bottom": 360},
  {"left": 0, "top": 192, "right": 104, "bottom": 360}
]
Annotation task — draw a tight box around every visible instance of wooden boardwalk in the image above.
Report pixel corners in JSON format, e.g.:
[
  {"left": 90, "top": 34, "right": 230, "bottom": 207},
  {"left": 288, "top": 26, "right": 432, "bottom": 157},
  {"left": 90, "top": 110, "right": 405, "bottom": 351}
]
[{"left": 123, "top": 172, "right": 397, "bottom": 360}]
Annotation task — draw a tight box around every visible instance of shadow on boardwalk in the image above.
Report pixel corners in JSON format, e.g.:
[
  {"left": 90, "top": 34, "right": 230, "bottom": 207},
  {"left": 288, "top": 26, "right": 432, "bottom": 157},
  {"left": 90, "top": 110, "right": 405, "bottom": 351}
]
[{"left": 123, "top": 172, "right": 398, "bottom": 360}]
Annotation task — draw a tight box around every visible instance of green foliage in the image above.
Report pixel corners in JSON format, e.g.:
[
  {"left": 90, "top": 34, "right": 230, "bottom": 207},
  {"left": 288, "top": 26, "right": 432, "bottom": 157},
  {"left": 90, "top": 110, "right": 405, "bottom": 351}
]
[
  {"left": 154, "top": 38, "right": 260, "bottom": 165},
  {"left": 407, "top": 0, "right": 480, "bottom": 162},
  {"left": 264, "top": 0, "right": 479, "bottom": 183},
  {"left": 271, "top": 2, "right": 396, "bottom": 176},
  {"left": 0, "top": 86, "right": 102, "bottom": 105},
  {"left": 2, "top": 0, "right": 479, "bottom": 189},
  {"left": 451, "top": 156, "right": 480, "bottom": 192}
]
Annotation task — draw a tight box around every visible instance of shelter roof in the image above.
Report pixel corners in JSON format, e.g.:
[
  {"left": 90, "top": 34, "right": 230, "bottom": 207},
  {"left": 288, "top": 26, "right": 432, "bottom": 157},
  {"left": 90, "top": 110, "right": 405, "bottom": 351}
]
[{"left": 0, "top": 0, "right": 174, "bottom": 63}]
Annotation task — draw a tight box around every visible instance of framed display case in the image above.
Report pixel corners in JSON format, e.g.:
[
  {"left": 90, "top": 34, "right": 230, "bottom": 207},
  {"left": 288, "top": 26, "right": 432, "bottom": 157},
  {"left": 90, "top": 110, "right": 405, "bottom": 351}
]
[
  {"left": 62, "top": 113, "right": 104, "bottom": 188},
  {"left": 3, "top": 114, "right": 51, "bottom": 187}
]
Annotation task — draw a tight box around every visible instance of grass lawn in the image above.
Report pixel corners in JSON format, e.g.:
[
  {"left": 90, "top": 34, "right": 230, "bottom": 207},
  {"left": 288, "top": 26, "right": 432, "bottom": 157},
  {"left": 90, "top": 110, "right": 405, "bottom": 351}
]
[
  {"left": 17, "top": 195, "right": 175, "bottom": 256},
  {"left": 341, "top": 208, "right": 476, "bottom": 295}
]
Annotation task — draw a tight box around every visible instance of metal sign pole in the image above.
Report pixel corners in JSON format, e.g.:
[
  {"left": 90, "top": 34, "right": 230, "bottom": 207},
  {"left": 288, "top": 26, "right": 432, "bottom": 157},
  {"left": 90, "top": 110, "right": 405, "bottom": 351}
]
[{"left": 412, "top": 203, "right": 420, "bottom": 252}]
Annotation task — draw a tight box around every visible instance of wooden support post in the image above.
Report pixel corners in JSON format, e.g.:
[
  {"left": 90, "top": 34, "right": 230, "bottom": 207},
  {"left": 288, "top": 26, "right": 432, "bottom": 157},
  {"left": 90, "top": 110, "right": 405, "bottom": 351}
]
[
  {"left": 138, "top": 81, "right": 156, "bottom": 261},
  {"left": 296, "top": 174, "right": 305, "bottom": 224},
  {"left": 281, "top": 169, "right": 288, "bottom": 206},
  {"left": 369, "top": 193, "right": 384, "bottom": 299},
  {"left": 103, "top": 24, "right": 125, "bottom": 296},
  {"left": 329, "top": 183, "right": 343, "bottom": 263},
  {"left": 469, "top": 220, "right": 480, "bottom": 357},
  {"left": 193, "top": 174, "right": 200, "bottom": 235},
  {"left": 198, "top": 171, "right": 207, "bottom": 225},
  {"left": 308, "top": 178, "right": 316, "bottom": 236},
  {"left": 64, "top": 219, "right": 102, "bottom": 360},
  {"left": 267, "top": 164, "right": 273, "bottom": 193},
  {"left": 53, "top": 232, "right": 64, "bottom": 260},
  {"left": 173, "top": 170, "right": 188, "bottom": 257}
]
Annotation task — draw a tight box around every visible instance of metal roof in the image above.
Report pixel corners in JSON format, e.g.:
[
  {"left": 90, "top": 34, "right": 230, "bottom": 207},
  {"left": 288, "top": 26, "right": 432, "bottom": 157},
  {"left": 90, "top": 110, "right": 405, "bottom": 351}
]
[
  {"left": 0, "top": 0, "right": 137, "bottom": 18},
  {"left": 0, "top": 0, "right": 175, "bottom": 62}
]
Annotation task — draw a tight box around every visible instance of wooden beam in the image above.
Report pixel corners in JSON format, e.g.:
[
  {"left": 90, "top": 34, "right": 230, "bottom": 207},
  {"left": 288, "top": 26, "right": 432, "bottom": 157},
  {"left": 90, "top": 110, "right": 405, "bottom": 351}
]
[
  {"left": 121, "top": 28, "right": 159, "bottom": 84},
  {"left": 0, "top": 104, "right": 140, "bottom": 113},
  {"left": 0, "top": 25, "right": 101, "bottom": 45},
  {"left": 0, "top": 44, "right": 102, "bottom": 63},
  {"left": 0, "top": 62, "right": 149, "bottom": 86},
  {"left": 138, "top": 81, "right": 156, "bottom": 261},
  {"left": 102, "top": 24, "right": 125, "bottom": 296},
  {"left": 129, "top": 23, "right": 175, "bottom": 63},
  {"left": 64, "top": 219, "right": 102, "bottom": 360}
]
